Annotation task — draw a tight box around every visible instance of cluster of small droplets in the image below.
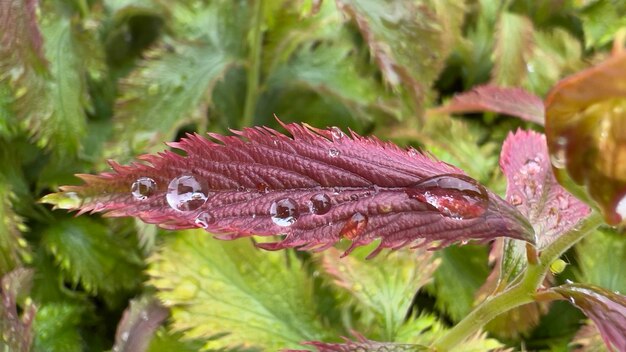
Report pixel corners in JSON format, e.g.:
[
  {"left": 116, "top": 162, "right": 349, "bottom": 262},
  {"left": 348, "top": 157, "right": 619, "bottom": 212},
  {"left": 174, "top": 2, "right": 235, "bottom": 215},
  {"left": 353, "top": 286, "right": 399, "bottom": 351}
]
[{"left": 513, "top": 155, "right": 545, "bottom": 205}]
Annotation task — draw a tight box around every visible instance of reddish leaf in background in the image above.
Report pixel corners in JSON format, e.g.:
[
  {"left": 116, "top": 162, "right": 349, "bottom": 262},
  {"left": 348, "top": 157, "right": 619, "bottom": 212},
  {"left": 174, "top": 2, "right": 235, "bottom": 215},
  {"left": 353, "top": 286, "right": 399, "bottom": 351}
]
[
  {"left": 44, "top": 122, "right": 534, "bottom": 256},
  {"left": 545, "top": 52, "right": 626, "bottom": 225},
  {"left": 553, "top": 283, "right": 626, "bottom": 352},
  {"left": 430, "top": 85, "right": 545, "bottom": 125},
  {"left": 500, "top": 130, "right": 590, "bottom": 248}
]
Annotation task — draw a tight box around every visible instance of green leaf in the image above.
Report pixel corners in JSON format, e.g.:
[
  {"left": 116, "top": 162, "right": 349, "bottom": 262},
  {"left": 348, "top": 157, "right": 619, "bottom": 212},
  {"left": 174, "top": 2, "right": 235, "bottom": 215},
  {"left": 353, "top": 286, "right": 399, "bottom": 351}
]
[
  {"left": 492, "top": 12, "right": 535, "bottom": 86},
  {"left": 576, "top": 228, "right": 626, "bottom": 293},
  {"left": 32, "top": 304, "right": 83, "bottom": 352},
  {"left": 578, "top": 0, "right": 626, "bottom": 49},
  {"left": 524, "top": 28, "right": 583, "bottom": 96},
  {"left": 111, "top": 41, "right": 237, "bottom": 156},
  {"left": 420, "top": 115, "right": 501, "bottom": 187},
  {"left": 147, "top": 329, "right": 206, "bottom": 352},
  {"left": 6, "top": 3, "right": 102, "bottom": 156},
  {"left": 319, "top": 246, "right": 438, "bottom": 341},
  {"left": 40, "top": 217, "right": 143, "bottom": 295},
  {"left": 266, "top": 34, "right": 403, "bottom": 122},
  {"left": 427, "top": 245, "right": 490, "bottom": 322},
  {"left": 147, "top": 229, "right": 332, "bottom": 350},
  {"left": 335, "top": 0, "right": 449, "bottom": 108}
]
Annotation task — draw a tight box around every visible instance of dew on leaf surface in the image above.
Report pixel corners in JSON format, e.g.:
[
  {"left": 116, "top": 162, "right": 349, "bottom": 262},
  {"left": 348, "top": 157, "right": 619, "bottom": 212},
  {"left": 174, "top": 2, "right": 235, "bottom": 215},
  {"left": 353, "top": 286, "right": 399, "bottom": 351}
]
[
  {"left": 340, "top": 212, "right": 368, "bottom": 240},
  {"left": 308, "top": 193, "right": 331, "bottom": 215},
  {"left": 166, "top": 175, "right": 209, "bottom": 212},
  {"left": 406, "top": 174, "right": 489, "bottom": 220},
  {"left": 328, "top": 148, "right": 340, "bottom": 157},
  {"left": 131, "top": 177, "right": 157, "bottom": 200},
  {"left": 270, "top": 198, "right": 299, "bottom": 226},
  {"left": 194, "top": 212, "right": 215, "bottom": 229},
  {"left": 330, "top": 126, "right": 345, "bottom": 141}
]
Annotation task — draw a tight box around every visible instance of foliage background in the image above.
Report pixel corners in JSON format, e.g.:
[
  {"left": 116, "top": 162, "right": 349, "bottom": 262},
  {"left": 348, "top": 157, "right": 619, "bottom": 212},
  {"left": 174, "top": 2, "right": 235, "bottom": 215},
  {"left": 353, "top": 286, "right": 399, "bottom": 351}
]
[{"left": 0, "top": 0, "right": 624, "bottom": 351}]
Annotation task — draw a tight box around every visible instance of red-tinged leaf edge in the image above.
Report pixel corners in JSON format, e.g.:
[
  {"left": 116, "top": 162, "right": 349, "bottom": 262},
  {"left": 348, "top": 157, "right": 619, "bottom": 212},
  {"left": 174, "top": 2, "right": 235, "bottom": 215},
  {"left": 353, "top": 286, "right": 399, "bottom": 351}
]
[
  {"left": 553, "top": 283, "right": 626, "bottom": 352},
  {"left": 43, "top": 121, "right": 535, "bottom": 257},
  {"left": 0, "top": 268, "right": 36, "bottom": 352},
  {"left": 430, "top": 85, "right": 545, "bottom": 125}
]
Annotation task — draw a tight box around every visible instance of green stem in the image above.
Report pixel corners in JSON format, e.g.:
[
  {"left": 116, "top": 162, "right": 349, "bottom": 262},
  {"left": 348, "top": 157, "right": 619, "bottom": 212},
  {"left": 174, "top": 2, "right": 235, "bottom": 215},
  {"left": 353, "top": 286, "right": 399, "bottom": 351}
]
[
  {"left": 242, "top": 0, "right": 264, "bottom": 127},
  {"left": 431, "top": 211, "right": 604, "bottom": 351}
]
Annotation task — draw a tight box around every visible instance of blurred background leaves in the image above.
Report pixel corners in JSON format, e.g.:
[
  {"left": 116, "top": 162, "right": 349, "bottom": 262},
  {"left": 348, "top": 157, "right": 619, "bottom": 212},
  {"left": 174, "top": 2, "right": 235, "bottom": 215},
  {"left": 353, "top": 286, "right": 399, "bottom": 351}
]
[{"left": 0, "top": 0, "right": 624, "bottom": 350}]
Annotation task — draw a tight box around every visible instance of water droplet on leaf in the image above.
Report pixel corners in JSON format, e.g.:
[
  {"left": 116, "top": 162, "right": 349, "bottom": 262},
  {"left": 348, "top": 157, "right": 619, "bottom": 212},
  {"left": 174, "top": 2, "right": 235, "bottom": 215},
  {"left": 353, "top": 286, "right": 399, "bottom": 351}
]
[
  {"left": 616, "top": 194, "right": 626, "bottom": 222},
  {"left": 330, "top": 126, "right": 345, "bottom": 141},
  {"left": 510, "top": 194, "right": 523, "bottom": 206},
  {"left": 166, "top": 175, "right": 209, "bottom": 212},
  {"left": 309, "top": 193, "right": 331, "bottom": 215},
  {"left": 270, "top": 198, "right": 299, "bottom": 226},
  {"left": 340, "top": 212, "right": 368, "bottom": 239},
  {"left": 131, "top": 177, "right": 157, "bottom": 200},
  {"left": 406, "top": 174, "right": 489, "bottom": 220},
  {"left": 328, "top": 148, "right": 340, "bottom": 157},
  {"left": 194, "top": 212, "right": 215, "bottom": 229},
  {"left": 256, "top": 182, "right": 270, "bottom": 193}
]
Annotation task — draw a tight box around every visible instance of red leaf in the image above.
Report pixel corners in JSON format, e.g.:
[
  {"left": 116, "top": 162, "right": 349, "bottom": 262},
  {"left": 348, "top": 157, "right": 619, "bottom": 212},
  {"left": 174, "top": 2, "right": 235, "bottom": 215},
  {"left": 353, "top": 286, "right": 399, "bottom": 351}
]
[
  {"left": 431, "top": 85, "right": 545, "bottom": 125},
  {"left": 500, "top": 130, "right": 590, "bottom": 248},
  {"left": 47, "top": 122, "right": 535, "bottom": 256},
  {"left": 554, "top": 283, "right": 626, "bottom": 352}
]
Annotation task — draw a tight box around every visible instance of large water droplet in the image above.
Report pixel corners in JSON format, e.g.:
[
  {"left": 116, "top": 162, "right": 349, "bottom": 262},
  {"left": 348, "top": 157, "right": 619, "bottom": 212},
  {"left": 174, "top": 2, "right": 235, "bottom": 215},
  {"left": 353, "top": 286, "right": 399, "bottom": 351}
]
[
  {"left": 330, "top": 126, "right": 345, "bottom": 141},
  {"left": 131, "top": 177, "right": 157, "bottom": 200},
  {"left": 328, "top": 148, "right": 340, "bottom": 157},
  {"left": 166, "top": 175, "right": 209, "bottom": 212},
  {"left": 270, "top": 198, "right": 299, "bottom": 226},
  {"left": 406, "top": 174, "right": 489, "bottom": 220},
  {"left": 309, "top": 193, "right": 331, "bottom": 215},
  {"left": 340, "top": 212, "right": 368, "bottom": 240},
  {"left": 194, "top": 212, "right": 215, "bottom": 229}
]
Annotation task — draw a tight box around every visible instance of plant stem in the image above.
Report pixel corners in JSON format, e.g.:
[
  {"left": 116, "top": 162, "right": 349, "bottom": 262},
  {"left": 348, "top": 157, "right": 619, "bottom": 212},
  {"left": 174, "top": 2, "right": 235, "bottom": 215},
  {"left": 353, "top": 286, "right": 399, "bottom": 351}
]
[
  {"left": 242, "top": 0, "right": 264, "bottom": 127},
  {"left": 431, "top": 211, "right": 604, "bottom": 351}
]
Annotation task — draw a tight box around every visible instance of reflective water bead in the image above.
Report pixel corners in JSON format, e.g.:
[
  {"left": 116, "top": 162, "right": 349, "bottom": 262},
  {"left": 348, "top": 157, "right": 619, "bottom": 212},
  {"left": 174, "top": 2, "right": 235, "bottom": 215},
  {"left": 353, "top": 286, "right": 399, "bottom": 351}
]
[
  {"left": 406, "top": 174, "right": 489, "bottom": 220},
  {"left": 340, "top": 212, "right": 368, "bottom": 240},
  {"left": 131, "top": 177, "right": 157, "bottom": 200},
  {"left": 330, "top": 126, "right": 345, "bottom": 141},
  {"left": 194, "top": 212, "right": 215, "bottom": 229},
  {"left": 166, "top": 175, "right": 209, "bottom": 212},
  {"left": 309, "top": 193, "right": 331, "bottom": 215},
  {"left": 270, "top": 198, "right": 299, "bottom": 226},
  {"left": 328, "top": 148, "right": 340, "bottom": 157}
]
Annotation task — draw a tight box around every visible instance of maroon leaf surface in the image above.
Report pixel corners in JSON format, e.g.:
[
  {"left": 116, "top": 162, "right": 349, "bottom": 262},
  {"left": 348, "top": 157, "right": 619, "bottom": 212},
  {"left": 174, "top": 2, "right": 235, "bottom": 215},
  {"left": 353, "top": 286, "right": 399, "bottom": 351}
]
[
  {"left": 45, "top": 122, "right": 534, "bottom": 256},
  {"left": 553, "top": 283, "right": 626, "bottom": 352},
  {"left": 500, "top": 130, "right": 590, "bottom": 248},
  {"left": 431, "top": 85, "right": 545, "bottom": 125}
]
